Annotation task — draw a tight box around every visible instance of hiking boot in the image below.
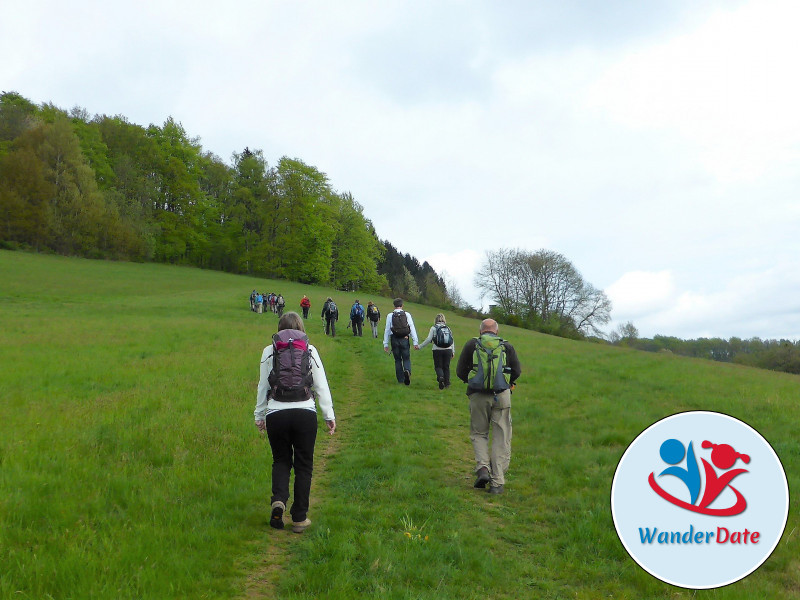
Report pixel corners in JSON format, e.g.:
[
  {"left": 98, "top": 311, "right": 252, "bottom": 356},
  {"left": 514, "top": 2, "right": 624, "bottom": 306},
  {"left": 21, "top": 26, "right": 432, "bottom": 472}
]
[
  {"left": 473, "top": 467, "right": 490, "bottom": 489},
  {"left": 488, "top": 485, "right": 504, "bottom": 495},
  {"left": 270, "top": 501, "right": 285, "bottom": 529},
  {"left": 438, "top": 378, "right": 445, "bottom": 390},
  {"left": 403, "top": 370, "right": 410, "bottom": 385},
  {"left": 292, "top": 518, "right": 312, "bottom": 534}
]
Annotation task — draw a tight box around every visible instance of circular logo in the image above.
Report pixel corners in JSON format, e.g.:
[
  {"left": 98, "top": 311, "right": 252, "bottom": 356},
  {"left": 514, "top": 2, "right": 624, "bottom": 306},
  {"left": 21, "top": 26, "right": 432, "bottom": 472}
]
[{"left": 611, "top": 411, "right": 789, "bottom": 589}]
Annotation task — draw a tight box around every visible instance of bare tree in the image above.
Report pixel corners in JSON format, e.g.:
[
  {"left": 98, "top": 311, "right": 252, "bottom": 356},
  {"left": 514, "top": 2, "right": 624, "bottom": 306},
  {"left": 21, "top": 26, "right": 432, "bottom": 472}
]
[{"left": 474, "top": 247, "right": 612, "bottom": 335}]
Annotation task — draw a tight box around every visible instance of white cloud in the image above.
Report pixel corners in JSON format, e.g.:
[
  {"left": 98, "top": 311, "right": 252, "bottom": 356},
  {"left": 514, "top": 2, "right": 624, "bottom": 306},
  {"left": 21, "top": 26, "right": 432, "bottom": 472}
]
[
  {"left": 610, "top": 263, "right": 800, "bottom": 340},
  {"left": 606, "top": 271, "right": 677, "bottom": 319},
  {"left": 586, "top": 0, "right": 800, "bottom": 183}
]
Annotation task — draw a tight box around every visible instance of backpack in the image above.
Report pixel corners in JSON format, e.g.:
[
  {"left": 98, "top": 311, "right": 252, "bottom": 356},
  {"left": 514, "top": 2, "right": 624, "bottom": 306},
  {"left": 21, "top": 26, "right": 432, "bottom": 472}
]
[
  {"left": 277, "top": 295, "right": 285, "bottom": 307},
  {"left": 268, "top": 329, "right": 314, "bottom": 401},
  {"left": 351, "top": 303, "right": 364, "bottom": 320},
  {"left": 367, "top": 306, "right": 380, "bottom": 322},
  {"left": 326, "top": 301, "right": 337, "bottom": 317},
  {"left": 467, "top": 334, "right": 511, "bottom": 392},
  {"left": 391, "top": 311, "right": 411, "bottom": 337},
  {"left": 433, "top": 324, "right": 453, "bottom": 348}
]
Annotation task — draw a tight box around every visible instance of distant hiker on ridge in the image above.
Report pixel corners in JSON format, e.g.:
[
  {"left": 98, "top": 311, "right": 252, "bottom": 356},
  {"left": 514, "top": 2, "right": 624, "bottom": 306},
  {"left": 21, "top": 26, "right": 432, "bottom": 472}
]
[
  {"left": 366, "top": 301, "right": 381, "bottom": 338},
  {"left": 350, "top": 299, "right": 365, "bottom": 337},
  {"left": 321, "top": 297, "right": 338, "bottom": 337}
]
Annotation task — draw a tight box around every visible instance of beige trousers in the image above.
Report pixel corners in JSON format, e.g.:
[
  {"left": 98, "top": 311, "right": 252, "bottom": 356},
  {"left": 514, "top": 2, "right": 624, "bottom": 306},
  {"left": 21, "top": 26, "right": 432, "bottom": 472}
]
[{"left": 469, "top": 389, "right": 512, "bottom": 486}]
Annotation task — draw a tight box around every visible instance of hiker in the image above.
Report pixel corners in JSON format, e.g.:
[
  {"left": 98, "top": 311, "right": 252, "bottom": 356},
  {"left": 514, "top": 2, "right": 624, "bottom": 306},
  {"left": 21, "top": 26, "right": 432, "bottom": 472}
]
[
  {"left": 418, "top": 313, "right": 455, "bottom": 389},
  {"left": 350, "top": 299, "right": 365, "bottom": 337},
  {"left": 250, "top": 290, "right": 257, "bottom": 312},
  {"left": 276, "top": 294, "right": 286, "bottom": 317},
  {"left": 254, "top": 312, "right": 336, "bottom": 533},
  {"left": 321, "top": 297, "right": 338, "bottom": 337},
  {"left": 455, "top": 319, "right": 521, "bottom": 495},
  {"left": 300, "top": 295, "right": 311, "bottom": 319},
  {"left": 383, "top": 298, "right": 419, "bottom": 385},
  {"left": 270, "top": 293, "right": 277, "bottom": 314},
  {"left": 366, "top": 301, "right": 381, "bottom": 338},
  {"left": 256, "top": 292, "right": 264, "bottom": 314}
]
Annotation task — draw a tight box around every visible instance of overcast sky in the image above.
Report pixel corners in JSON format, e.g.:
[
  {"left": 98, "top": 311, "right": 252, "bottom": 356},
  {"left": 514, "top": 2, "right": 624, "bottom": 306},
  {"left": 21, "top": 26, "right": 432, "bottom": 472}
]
[{"left": 4, "top": 0, "right": 800, "bottom": 340}]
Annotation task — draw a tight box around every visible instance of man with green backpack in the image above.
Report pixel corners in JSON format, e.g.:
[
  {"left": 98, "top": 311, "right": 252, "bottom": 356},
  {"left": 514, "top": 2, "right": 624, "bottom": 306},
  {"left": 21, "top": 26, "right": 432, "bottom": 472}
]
[{"left": 455, "top": 319, "right": 521, "bottom": 495}]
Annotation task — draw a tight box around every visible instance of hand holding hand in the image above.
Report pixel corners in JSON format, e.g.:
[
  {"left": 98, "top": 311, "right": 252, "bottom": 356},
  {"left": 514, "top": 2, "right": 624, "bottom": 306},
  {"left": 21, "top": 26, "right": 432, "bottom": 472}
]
[{"left": 413, "top": 344, "right": 420, "bottom": 350}]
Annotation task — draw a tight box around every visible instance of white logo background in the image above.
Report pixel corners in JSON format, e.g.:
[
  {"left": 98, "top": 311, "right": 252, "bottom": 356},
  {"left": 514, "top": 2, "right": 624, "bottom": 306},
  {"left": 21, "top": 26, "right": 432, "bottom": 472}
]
[{"left": 611, "top": 411, "right": 789, "bottom": 589}]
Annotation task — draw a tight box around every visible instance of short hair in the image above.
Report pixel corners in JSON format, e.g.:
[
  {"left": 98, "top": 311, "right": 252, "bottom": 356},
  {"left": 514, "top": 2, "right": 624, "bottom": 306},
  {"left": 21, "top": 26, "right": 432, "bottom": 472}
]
[
  {"left": 354, "top": 299, "right": 359, "bottom": 303},
  {"left": 278, "top": 312, "right": 305, "bottom": 332},
  {"left": 480, "top": 318, "right": 498, "bottom": 334},
  {"left": 393, "top": 298, "right": 404, "bottom": 308},
  {"left": 435, "top": 313, "right": 446, "bottom": 325}
]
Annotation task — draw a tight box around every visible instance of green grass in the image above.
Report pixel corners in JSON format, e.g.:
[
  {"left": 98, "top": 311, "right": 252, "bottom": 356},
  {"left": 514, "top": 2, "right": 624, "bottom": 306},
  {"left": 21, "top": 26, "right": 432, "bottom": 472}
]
[{"left": 1, "top": 250, "right": 798, "bottom": 599}]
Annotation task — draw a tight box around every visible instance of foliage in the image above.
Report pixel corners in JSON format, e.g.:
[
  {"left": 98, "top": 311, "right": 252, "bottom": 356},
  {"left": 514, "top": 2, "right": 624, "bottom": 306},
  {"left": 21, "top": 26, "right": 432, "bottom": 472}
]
[
  {"left": 476, "top": 247, "right": 612, "bottom": 338},
  {"left": 377, "top": 240, "right": 449, "bottom": 306},
  {"left": 614, "top": 333, "right": 800, "bottom": 376},
  {"left": 0, "top": 92, "right": 407, "bottom": 294}
]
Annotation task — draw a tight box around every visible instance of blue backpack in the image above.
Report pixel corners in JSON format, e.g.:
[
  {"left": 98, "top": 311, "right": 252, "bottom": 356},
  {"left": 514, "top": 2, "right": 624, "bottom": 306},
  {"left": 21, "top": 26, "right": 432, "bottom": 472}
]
[{"left": 351, "top": 303, "right": 364, "bottom": 320}]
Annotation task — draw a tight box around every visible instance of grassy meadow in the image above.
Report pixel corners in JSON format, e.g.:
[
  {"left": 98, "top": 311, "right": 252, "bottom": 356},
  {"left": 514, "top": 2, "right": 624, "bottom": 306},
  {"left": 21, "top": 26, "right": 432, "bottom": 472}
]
[{"left": 1, "top": 250, "right": 798, "bottom": 599}]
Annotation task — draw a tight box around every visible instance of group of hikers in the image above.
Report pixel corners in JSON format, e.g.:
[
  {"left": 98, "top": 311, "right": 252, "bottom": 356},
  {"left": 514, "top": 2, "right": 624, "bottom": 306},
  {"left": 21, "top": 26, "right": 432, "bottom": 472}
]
[
  {"left": 250, "top": 290, "right": 286, "bottom": 316},
  {"left": 252, "top": 295, "right": 522, "bottom": 534},
  {"left": 319, "top": 297, "right": 382, "bottom": 338}
]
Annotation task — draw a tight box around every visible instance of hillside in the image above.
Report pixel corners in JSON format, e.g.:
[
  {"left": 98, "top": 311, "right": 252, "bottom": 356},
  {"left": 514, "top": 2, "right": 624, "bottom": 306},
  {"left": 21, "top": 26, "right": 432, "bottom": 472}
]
[{"left": 1, "top": 250, "right": 798, "bottom": 599}]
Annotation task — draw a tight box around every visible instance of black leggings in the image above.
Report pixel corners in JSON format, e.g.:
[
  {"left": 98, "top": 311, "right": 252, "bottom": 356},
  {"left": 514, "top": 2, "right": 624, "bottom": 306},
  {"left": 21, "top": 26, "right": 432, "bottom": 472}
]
[{"left": 265, "top": 409, "right": 318, "bottom": 522}]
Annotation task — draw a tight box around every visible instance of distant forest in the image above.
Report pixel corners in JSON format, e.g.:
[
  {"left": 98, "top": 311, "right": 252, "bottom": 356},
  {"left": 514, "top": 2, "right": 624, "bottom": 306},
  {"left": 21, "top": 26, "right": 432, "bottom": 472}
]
[
  {"left": 610, "top": 327, "right": 800, "bottom": 375},
  {"left": 2, "top": 92, "right": 798, "bottom": 376},
  {"left": 0, "top": 91, "right": 454, "bottom": 307}
]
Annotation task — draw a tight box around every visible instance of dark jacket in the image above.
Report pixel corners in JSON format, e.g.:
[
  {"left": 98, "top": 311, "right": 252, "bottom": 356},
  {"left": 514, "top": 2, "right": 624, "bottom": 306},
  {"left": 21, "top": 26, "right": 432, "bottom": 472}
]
[
  {"left": 322, "top": 300, "right": 338, "bottom": 320},
  {"left": 456, "top": 334, "right": 522, "bottom": 392}
]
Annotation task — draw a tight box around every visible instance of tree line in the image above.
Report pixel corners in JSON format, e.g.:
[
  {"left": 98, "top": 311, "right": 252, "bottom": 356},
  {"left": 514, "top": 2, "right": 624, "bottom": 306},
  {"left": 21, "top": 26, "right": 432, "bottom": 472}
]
[
  {"left": 0, "top": 91, "right": 447, "bottom": 301},
  {"left": 610, "top": 324, "right": 800, "bottom": 375}
]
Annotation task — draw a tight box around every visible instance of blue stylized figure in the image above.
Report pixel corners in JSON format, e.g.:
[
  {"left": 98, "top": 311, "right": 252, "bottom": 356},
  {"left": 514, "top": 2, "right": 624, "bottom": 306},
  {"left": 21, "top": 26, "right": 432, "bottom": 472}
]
[{"left": 658, "top": 439, "right": 701, "bottom": 505}]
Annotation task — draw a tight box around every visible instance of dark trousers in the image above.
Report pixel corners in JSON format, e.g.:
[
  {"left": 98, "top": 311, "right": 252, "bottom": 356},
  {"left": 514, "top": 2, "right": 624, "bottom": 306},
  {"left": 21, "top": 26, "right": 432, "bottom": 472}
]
[
  {"left": 352, "top": 318, "right": 363, "bottom": 336},
  {"left": 302, "top": 306, "right": 309, "bottom": 319},
  {"left": 325, "top": 317, "right": 336, "bottom": 336},
  {"left": 265, "top": 409, "right": 318, "bottom": 522},
  {"left": 433, "top": 350, "right": 452, "bottom": 385},
  {"left": 390, "top": 336, "right": 411, "bottom": 383}
]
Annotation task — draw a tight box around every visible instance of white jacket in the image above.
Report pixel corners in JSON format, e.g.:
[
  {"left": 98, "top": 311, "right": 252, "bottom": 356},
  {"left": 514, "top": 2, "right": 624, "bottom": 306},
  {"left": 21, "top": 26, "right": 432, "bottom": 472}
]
[{"left": 254, "top": 343, "right": 335, "bottom": 422}]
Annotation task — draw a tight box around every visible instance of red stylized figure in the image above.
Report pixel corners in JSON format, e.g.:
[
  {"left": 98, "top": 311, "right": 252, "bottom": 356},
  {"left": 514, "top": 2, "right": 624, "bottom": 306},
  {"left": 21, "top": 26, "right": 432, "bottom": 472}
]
[{"left": 697, "top": 441, "right": 750, "bottom": 512}]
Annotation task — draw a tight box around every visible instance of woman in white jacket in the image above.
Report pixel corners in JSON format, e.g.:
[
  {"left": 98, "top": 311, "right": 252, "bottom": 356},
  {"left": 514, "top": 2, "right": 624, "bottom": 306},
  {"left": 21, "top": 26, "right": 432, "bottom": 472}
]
[
  {"left": 418, "top": 313, "right": 455, "bottom": 389},
  {"left": 254, "top": 312, "right": 335, "bottom": 533}
]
